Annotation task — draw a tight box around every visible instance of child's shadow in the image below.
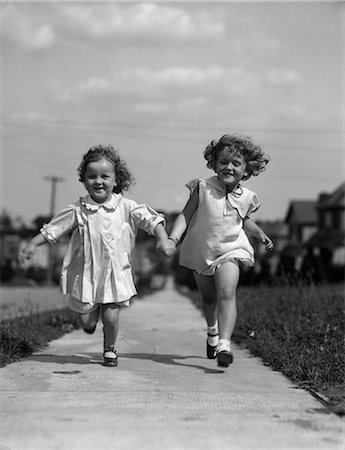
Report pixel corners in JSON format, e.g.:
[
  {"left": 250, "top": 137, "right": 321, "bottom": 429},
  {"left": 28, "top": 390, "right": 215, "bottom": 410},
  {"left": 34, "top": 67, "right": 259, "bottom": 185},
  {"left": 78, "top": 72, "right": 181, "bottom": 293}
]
[
  {"left": 121, "top": 352, "right": 224, "bottom": 374},
  {"left": 28, "top": 352, "right": 224, "bottom": 374},
  {"left": 28, "top": 353, "right": 98, "bottom": 365}
]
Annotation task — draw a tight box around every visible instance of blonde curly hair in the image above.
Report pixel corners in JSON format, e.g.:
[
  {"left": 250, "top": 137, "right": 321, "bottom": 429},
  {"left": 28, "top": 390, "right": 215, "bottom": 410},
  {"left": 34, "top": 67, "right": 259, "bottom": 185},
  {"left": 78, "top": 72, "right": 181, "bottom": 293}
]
[{"left": 204, "top": 133, "right": 270, "bottom": 180}]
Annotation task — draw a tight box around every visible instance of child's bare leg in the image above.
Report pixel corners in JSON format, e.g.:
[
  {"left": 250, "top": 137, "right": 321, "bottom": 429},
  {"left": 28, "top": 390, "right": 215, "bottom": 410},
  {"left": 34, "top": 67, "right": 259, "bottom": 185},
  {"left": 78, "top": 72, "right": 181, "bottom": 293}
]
[
  {"left": 214, "top": 259, "right": 239, "bottom": 340},
  {"left": 101, "top": 304, "right": 120, "bottom": 350},
  {"left": 79, "top": 306, "right": 100, "bottom": 333},
  {"left": 193, "top": 272, "right": 219, "bottom": 358},
  {"left": 101, "top": 304, "right": 120, "bottom": 367},
  {"left": 214, "top": 259, "right": 240, "bottom": 366},
  {"left": 193, "top": 272, "right": 217, "bottom": 327}
]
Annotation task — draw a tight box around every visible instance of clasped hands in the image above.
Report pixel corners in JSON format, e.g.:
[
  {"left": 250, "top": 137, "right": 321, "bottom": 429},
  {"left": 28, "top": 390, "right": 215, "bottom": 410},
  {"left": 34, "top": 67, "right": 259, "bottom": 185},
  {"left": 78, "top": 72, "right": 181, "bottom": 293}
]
[{"left": 156, "top": 238, "right": 177, "bottom": 258}]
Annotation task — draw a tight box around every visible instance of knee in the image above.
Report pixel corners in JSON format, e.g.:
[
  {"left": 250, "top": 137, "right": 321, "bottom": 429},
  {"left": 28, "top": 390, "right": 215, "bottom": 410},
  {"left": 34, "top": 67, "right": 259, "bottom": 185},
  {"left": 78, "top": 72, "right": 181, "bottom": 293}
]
[
  {"left": 79, "top": 313, "right": 89, "bottom": 327},
  {"left": 79, "top": 312, "right": 97, "bottom": 328},
  {"left": 217, "top": 286, "right": 236, "bottom": 303},
  {"left": 102, "top": 306, "right": 119, "bottom": 327}
]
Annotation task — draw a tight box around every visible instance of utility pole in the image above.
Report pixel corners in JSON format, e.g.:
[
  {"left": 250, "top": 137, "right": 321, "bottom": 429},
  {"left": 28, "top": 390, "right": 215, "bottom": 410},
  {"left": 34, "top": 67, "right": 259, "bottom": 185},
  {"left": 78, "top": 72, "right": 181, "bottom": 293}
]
[
  {"left": 44, "top": 176, "right": 64, "bottom": 284},
  {"left": 45, "top": 176, "right": 64, "bottom": 216}
]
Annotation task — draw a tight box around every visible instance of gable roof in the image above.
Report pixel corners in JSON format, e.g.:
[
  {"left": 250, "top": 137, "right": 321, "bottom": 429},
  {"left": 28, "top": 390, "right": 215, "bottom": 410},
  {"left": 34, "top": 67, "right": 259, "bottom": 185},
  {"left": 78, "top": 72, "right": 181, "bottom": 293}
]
[
  {"left": 318, "top": 182, "right": 345, "bottom": 209},
  {"left": 285, "top": 200, "right": 317, "bottom": 224}
]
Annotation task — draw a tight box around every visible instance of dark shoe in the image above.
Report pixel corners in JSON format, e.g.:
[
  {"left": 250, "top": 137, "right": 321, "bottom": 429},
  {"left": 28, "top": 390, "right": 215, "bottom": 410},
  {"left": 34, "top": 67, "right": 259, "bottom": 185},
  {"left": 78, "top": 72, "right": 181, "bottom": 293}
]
[
  {"left": 103, "top": 348, "right": 118, "bottom": 367},
  {"left": 83, "top": 324, "right": 97, "bottom": 334},
  {"left": 217, "top": 350, "right": 233, "bottom": 367},
  {"left": 206, "top": 333, "right": 219, "bottom": 359}
]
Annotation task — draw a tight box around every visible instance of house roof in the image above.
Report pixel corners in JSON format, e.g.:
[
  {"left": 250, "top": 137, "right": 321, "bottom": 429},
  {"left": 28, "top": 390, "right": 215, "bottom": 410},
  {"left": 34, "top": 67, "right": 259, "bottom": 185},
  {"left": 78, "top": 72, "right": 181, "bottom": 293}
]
[
  {"left": 318, "top": 182, "right": 345, "bottom": 209},
  {"left": 285, "top": 200, "right": 317, "bottom": 224}
]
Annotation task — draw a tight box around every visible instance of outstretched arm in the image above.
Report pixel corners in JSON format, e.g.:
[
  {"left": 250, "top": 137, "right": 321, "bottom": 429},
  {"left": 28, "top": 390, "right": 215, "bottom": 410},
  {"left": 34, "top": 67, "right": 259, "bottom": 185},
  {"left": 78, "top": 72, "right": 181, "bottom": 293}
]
[
  {"left": 18, "top": 233, "right": 47, "bottom": 267},
  {"left": 18, "top": 206, "right": 77, "bottom": 267},
  {"left": 243, "top": 218, "right": 274, "bottom": 251}
]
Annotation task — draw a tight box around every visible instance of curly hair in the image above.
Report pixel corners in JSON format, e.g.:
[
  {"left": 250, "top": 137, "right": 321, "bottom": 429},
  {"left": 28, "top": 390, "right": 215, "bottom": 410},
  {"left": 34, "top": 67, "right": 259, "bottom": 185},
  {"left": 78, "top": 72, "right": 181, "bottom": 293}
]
[
  {"left": 203, "top": 133, "right": 270, "bottom": 180},
  {"left": 78, "top": 145, "right": 135, "bottom": 193}
]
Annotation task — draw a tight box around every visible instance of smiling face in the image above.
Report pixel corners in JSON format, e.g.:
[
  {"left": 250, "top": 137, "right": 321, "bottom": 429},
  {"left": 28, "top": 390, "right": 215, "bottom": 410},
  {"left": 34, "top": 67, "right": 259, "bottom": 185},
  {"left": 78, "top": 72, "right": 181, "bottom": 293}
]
[
  {"left": 215, "top": 149, "right": 247, "bottom": 191},
  {"left": 83, "top": 158, "right": 117, "bottom": 203}
]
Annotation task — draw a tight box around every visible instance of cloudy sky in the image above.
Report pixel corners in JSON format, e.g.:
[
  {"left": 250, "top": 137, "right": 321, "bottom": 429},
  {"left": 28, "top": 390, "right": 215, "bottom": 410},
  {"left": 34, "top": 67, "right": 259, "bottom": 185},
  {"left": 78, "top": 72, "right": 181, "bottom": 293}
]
[{"left": 1, "top": 1, "right": 343, "bottom": 225}]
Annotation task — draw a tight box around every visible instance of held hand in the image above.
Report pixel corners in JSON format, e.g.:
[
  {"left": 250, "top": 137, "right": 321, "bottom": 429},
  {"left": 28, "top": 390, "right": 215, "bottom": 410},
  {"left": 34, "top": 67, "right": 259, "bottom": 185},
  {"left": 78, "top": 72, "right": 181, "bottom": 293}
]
[
  {"left": 261, "top": 233, "right": 274, "bottom": 251},
  {"left": 18, "top": 243, "right": 36, "bottom": 267},
  {"left": 156, "top": 239, "right": 176, "bottom": 258}
]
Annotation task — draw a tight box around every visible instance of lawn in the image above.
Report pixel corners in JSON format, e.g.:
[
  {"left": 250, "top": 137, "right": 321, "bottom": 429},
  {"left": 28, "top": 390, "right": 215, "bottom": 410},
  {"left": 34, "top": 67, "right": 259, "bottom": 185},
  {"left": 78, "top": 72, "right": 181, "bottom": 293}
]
[
  {"left": 0, "top": 307, "right": 79, "bottom": 367},
  {"left": 188, "top": 282, "right": 344, "bottom": 416}
]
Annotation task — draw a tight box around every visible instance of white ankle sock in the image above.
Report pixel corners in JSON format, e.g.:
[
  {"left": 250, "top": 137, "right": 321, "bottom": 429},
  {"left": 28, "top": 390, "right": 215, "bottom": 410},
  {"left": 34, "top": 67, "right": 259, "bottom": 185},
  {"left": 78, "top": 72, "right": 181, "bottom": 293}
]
[
  {"left": 217, "top": 339, "right": 231, "bottom": 352},
  {"left": 207, "top": 322, "right": 219, "bottom": 346},
  {"left": 207, "top": 321, "right": 218, "bottom": 334}
]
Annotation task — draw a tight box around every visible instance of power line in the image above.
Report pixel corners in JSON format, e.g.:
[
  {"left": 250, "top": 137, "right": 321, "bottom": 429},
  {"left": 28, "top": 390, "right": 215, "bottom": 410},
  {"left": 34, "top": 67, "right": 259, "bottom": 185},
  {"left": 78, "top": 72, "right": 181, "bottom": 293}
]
[
  {"left": 2, "top": 122, "right": 342, "bottom": 152},
  {"left": 3, "top": 117, "right": 342, "bottom": 135}
]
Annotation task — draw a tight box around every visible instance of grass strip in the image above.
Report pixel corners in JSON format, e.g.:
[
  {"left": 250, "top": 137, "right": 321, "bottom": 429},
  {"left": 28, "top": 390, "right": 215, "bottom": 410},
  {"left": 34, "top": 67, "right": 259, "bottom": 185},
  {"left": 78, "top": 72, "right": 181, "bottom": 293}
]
[
  {"left": 187, "top": 283, "right": 345, "bottom": 417},
  {"left": 0, "top": 306, "right": 79, "bottom": 367}
]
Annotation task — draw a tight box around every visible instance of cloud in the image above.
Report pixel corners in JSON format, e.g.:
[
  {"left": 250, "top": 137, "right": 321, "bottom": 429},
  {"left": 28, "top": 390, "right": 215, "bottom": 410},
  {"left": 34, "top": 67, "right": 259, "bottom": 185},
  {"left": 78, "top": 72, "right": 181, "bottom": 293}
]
[
  {"left": 1, "top": 4, "right": 56, "bottom": 50},
  {"left": 30, "top": 24, "right": 56, "bottom": 49},
  {"left": 2, "top": 3, "right": 224, "bottom": 51},
  {"left": 135, "top": 97, "right": 206, "bottom": 115},
  {"left": 51, "top": 66, "right": 227, "bottom": 103},
  {"left": 59, "top": 3, "right": 224, "bottom": 42},
  {"left": 129, "top": 66, "right": 224, "bottom": 89},
  {"left": 266, "top": 68, "right": 302, "bottom": 86},
  {"left": 49, "top": 63, "right": 269, "bottom": 126}
]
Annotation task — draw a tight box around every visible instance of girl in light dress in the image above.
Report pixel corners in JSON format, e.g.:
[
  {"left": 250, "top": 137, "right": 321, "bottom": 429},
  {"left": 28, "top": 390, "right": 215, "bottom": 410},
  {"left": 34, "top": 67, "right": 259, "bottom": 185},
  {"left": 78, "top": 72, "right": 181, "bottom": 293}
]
[
  {"left": 163, "top": 134, "right": 273, "bottom": 367},
  {"left": 19, "top": 145, "right": 171, "bottom": 367}
]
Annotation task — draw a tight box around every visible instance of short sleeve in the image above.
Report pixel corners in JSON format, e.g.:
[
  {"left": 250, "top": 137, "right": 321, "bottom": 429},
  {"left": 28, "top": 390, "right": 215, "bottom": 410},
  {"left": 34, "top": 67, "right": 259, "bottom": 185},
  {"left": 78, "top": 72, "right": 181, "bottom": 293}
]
[
  {"left": 246, "top": 193, "right": 260, "bottom": 217},
  {"left": 185, "top": 178, "right": 203, "bottom": 196},
  {"left": 40, "top": 205, "right": 78, "bottom": 243},
  {"left": 130, "top": 204, "right": 165, "bottom": 235},
  {"left": 227, "top": 188, "right": 260, "bottom": 219}
]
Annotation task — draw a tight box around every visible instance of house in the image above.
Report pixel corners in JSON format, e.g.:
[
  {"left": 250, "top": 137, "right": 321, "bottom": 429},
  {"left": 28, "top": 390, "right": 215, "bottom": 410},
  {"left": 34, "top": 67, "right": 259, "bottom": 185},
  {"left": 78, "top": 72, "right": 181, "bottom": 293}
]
[
  {"left": 252, "top": 220, "right": 289, "bottom": 282},
  {"left": 305, "top": 182, "right": 345, "bottom": 281},
  {"left": 284, "top": 200, "right": 318, "bottom": 243},
  {"left": 256, "top": 220, "right": 289, "bottom": 253},
  {"left": 277, "top": 200, "right": 318, "bottom": 277}
]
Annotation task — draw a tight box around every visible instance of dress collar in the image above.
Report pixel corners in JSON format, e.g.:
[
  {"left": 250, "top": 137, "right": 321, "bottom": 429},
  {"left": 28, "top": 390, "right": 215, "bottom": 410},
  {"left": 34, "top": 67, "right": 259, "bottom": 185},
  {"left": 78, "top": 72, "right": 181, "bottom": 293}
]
[
  {"left": 205, "top": 175, "right": 243, "bottom": 198},
  {"left": 205, "top": 176, "right": 251, "bottom": 218},
  {"left": 80, "top": 193, "right": 121, "bottom": 211}
]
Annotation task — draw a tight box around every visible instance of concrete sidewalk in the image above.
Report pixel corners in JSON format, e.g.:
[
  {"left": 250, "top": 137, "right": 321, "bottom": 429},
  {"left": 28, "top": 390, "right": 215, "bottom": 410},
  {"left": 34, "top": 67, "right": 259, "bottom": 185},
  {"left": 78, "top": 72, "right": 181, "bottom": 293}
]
[{"left": 0, "top": 283, "right": 344, "bottom": 450}]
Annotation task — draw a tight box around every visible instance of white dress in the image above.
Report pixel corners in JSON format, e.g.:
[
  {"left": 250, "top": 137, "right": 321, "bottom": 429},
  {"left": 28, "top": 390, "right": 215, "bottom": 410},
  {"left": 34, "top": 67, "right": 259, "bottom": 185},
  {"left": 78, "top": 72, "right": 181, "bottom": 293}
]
[
  {"left": 179, "top": 176, "right": 260, "bottom": 275},
  {"left": 41, "top": 193, "right": 165, "bottom": 304}
]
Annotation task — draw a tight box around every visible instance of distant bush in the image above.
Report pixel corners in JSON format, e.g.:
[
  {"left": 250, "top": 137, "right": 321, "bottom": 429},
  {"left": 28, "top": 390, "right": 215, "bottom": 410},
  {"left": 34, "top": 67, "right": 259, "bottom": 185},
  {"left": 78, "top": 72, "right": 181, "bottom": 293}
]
[{"left": 26, "top": 266, "right": 47, "bottom": 284}]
